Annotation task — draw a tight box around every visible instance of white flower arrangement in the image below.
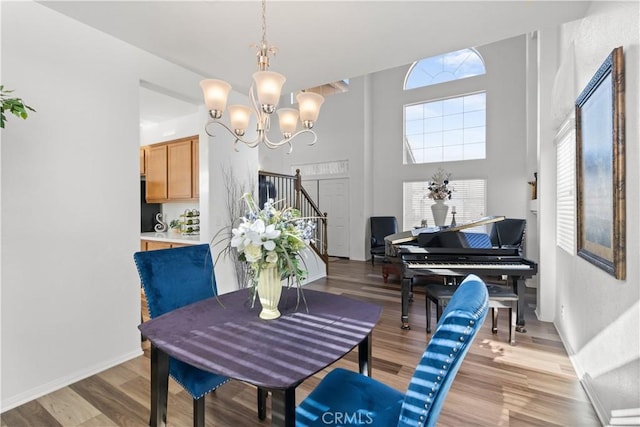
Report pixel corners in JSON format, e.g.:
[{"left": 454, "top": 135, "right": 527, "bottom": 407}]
[
  {"left": 230, "top": 193, "right": 316, "bottom": 291},
  {"left": 427, "top": 168, "right": 453, "bottom": 200}
]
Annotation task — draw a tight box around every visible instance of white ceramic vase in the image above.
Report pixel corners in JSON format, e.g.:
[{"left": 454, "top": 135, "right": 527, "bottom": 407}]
[
  {"left": 257, "top": 264, "right": 282, "bottom": 320},
  {"left": 431, "top": 199, "right": 449, "bottom": 227}
]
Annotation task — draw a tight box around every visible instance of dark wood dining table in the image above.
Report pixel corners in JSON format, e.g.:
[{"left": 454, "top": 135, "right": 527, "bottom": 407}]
[{"left": 139, "top": 287, "right": 382, "bottom": 427}]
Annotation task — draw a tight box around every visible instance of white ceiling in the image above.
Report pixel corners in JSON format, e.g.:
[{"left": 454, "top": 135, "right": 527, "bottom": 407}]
[{"left": 41, "top": 1, "right": 591, "bottom": 124}]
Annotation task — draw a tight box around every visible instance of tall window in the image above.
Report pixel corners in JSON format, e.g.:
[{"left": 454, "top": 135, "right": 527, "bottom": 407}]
[
  {"left": 404, "top": 48, "right": 485, "bottom": 90},
  {"left": 403, "top": 179, "right": 487, "bottom": 230},
  {"left": 404, "top": 92, "right": 486, "bottom": 164},
  {"left": 402, "top": 48, "right": 487, "bottom": 229}
]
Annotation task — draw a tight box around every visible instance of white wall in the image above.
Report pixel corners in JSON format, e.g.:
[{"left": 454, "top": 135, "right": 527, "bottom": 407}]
[
  {"left": 261, "top": 35, "right": 532, "bottom": 262},
  {"left": 545, "top": 1, "right": 639, "bottom": 421},
  {"left": 0, "top": 1, "right": 206, "bottom": 410},
  {"left": 523, "top": 32, "right": 540, "bottom": 289},
  {"left": 200, "top": 97, "right": 258, "bottom": 294},
  {"left": 140, "top": 112, "right": 200, "bottom": 146},
  {"left": 536, "top": 27, "right": 561, "bottom": 323}
]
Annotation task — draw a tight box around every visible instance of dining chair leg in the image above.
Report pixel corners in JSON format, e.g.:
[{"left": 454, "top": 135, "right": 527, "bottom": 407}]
[
  {"left": 258, "top": 387, "right": 268, "bottom": 420},
  {"left": 193, "top": 397, "right": 205, "bottom": 427},
  {"left": 492, "top": 307, "right": 498, "bottom": 333}
]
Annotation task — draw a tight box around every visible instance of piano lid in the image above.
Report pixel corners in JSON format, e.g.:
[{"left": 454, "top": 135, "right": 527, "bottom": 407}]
[{"left": 385, "top": 215, "right": 505, "bottom": 245}]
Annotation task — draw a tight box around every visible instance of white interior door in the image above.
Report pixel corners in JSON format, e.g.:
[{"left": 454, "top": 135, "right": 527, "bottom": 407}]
[{"left": 318, "top": 178, "right": 350, "bottom": 258}]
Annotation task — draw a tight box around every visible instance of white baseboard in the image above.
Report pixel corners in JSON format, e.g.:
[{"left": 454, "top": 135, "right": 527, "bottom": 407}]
[
  {"left": 0, "top": 348, "right": 143, "bottom": 413},
  {"left": 580, "top": 373, "right": 611, "bottom": 426},
  {"left": 610, "top": 408, "right": 640, "bottom": 426},
  {"left": 612, "top": 408, "right": 640, "bottom": 418},
  {"left": 304, "top": 270, "right": 326, "bottom": 285},
  {"left": 555, "top": 324, "right": 609, "bottom": 426}
]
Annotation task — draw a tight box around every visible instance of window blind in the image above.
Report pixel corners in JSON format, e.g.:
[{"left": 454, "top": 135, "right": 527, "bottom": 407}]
[
  {"left": 403, "top": 179, "right": 487, "bottom": 230},
  {"left": 556, "top": 116, "right": 576, "bottom": 255}
]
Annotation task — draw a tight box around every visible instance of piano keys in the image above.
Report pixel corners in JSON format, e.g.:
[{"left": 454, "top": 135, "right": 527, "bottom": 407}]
[{"left": 405, "top": 261, "right": 533, "bottom": 271}]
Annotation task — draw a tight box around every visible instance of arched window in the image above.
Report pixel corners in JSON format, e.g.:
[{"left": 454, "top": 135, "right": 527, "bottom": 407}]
[
  {"left": 404, "top": 48, "right": 485, "bottom": 90},
  {"left": 403, "top": 48, "right": 487, "bottom": 165}
]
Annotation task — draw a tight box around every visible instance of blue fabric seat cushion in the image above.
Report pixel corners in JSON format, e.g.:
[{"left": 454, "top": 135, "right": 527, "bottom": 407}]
[
  {"left": 296, "top": 368, "right": 404, "bottom": 426},
  {"left": 169, "top": 358, "right": 229, "bottom": 400}
]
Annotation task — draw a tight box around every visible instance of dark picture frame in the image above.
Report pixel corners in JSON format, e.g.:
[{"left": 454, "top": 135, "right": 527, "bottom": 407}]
[{"left": 575, "top": 46, "right": 625, "bottom": 280}]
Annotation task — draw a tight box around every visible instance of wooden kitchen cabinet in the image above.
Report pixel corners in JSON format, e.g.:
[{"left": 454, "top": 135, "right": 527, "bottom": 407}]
[
  {"left": 168, "top": 139, "right": 193, "bottom": 200},
  {"left": 139, "top": 147, "right": 148, "bottom": 175},
  {"left": 192, "top": 139, "right": 199, "bottom": 198},
  {"left": 140, "top": 240, "right": 189, "bottom": 251},
  {"left": 145, "top": 145, "right": 168, "bottom": 201},
  {"left": 144, "top": 135, "right": 199, "bottom": 203}
]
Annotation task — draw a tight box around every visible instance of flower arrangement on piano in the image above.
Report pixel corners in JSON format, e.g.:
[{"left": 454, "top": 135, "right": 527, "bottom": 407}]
[
  {"left": 230, "top": 192, "right": 316, "bottom": 293},
  {"left": 427, "top": 168, "right": 453, "bottom": 200}
]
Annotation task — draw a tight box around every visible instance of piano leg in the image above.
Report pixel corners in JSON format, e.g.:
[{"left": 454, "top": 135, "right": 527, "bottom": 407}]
[
  {"left": 514, "top": 276, "right": 527, "bottom": 333},
  {"left": 409, "top": 281, "right": 414, "bottom": 302},
  {"left": 401, "top": 277, "right": 411, "bottom": 329}
]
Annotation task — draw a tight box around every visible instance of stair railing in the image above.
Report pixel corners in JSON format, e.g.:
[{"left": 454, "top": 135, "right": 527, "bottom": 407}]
[{"left": 259, "top": 170, "right": 329, "bottom": 274}]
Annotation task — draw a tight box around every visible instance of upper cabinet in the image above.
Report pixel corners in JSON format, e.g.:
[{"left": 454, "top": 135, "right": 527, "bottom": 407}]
[
  {"left": 144, "top": 135, "right": 199, "bottom": 203},
  {"left": 167, "top": 139, "right": 193, "bottom": 199},
  {"left": 192, "top": 139, "right": 199, "bottom": 198},
  {"left": 140, "top": 146, "right": 148, "bottom": 175},
  {"left": 146, "top": 144, "right": 168, "bottom": 201}
]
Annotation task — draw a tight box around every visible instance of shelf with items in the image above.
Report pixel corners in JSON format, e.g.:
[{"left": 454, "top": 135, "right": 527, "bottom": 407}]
[{"left": 179, "top": 209, "right": 200, "bottom": 236}]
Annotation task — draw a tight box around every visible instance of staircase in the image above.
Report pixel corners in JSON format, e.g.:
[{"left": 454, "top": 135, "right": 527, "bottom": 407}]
[{"left": 259, "top": 170, "right": 329, "bottom": 274}]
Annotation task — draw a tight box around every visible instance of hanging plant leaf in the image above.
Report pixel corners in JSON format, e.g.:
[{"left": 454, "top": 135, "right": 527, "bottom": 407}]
[{"left": 1, "top": 85, "right": 36, "bottom": 128}]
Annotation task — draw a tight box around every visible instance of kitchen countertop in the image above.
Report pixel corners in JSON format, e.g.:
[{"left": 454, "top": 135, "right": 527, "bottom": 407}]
[{"left": 140, "top": 232, "right": 202, "bottom": 245}]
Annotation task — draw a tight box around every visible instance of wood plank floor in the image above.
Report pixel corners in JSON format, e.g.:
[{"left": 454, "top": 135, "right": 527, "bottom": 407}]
[{"left": 1, "top": 259, "right": 600, "bottom": 426}]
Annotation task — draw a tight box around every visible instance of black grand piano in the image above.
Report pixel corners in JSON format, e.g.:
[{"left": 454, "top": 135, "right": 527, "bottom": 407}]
[{"left": 385, "top": 216, "right": 538, "bottom": 332}]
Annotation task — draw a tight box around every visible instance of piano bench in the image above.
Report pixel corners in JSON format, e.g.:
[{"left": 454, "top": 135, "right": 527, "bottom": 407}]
[{"left": 425, "top": 284, "right": 518, "bottom": 345}]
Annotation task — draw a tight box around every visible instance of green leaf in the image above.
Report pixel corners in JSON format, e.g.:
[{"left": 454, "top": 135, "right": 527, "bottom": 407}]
[{"left": 0, "top": 87, "right": 35, "bottom": 127}]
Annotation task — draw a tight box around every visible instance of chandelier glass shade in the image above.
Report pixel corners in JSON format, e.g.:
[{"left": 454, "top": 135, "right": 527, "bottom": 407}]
[{"left": 200, "top": 0, "right": 324, "bottom": 153}]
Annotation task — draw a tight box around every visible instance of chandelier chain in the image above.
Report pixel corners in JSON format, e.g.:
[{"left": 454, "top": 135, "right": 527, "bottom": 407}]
[{"left": 261, "top": 0, "right": 267, "bottom": 46}]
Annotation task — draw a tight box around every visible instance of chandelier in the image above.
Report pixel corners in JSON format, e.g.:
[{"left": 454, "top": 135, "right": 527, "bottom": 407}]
[{"left": 200, "top": 0, "right": 324, "bottom": 153}]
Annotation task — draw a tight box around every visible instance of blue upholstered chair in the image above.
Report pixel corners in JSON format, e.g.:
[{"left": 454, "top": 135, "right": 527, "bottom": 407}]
[
  {"left": 296, "top": 274, "right": 489, "bottom": 427},
  {"left": 370, "top": 216, "right": 398, "bottom": 265},
  {"left": 134, "top": 244, "right": 265, "bottom": 426}
]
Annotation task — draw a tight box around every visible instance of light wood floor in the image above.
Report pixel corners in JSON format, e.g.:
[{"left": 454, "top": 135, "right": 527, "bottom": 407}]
[{"left": 1, "top": 259, "right": 600, "bottom": 426}]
